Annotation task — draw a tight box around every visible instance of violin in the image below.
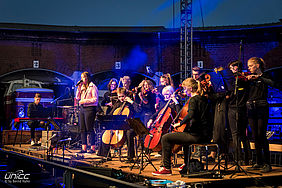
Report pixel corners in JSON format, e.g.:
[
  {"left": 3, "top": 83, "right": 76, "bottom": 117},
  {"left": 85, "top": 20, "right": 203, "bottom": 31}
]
[
  {"left": 235, "top": 71, "right": 258, "bottom": 81},
  {"left": 199, "top": 73, "right": 212, "bottom": 94}
]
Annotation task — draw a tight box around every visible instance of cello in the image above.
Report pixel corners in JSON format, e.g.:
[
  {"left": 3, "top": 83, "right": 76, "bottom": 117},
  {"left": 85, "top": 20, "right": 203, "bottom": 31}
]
[
  {"left": 171, "top": 98, "right": 190, "bottom": 153},
  {"left": 102, "top": 102, "right": 130, "bottom": 148},
  {"left": 144, "top": 89, "right": 180, "bottom": 151}
]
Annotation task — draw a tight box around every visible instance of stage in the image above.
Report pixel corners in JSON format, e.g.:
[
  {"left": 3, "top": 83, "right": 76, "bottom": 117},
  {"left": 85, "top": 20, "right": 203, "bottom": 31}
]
[{"left": 1, "top": 143, "right": 282, "bottom": 187}]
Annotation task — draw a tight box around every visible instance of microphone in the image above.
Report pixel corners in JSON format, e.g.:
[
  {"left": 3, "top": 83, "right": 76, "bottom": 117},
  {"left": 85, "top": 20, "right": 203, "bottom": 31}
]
[
  {"left": 45, "top": 134, "right": 57, "bottom": 142},
  {"left": 75, "top": 80, "right": 83, "bottom": 87},
  {"left": 58, "top": 138, "right": 72, "bottom": 142}
]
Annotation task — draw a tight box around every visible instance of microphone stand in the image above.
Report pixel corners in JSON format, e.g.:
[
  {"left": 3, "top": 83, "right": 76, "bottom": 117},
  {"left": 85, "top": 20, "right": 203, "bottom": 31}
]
[
  {"left": 229, "top": 41, "right": 261, "bottom": 178},
  {"left": 59, "top": 138, "right": 72, "bottom": 163}
]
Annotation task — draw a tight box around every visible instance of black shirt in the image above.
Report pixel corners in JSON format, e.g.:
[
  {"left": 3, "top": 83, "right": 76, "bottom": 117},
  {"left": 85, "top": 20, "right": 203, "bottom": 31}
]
[
  {"left": 110, "top": 100, "right": 141, "bottom": 117},
  {"left": 248, "top": 73, "right": 275, "bottom": 101},
  {"left": 134, "top": 91, "right": 156, "bottom": 114},
  {"left": 228, "top": 72, "right": 249, "bottom": 108},
  {"left": 27, "top": 102, "right": 45, "bottom": 118},
  {"left": 180, "top": 95, "right": 211, "bottom": 136}
]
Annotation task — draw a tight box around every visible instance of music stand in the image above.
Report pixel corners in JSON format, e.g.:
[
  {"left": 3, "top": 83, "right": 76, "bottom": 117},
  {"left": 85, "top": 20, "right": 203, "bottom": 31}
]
[
  {"left": 96, "top": 115, "right": 129, "bottom": 161},
  {"left": 127, "top": 118, "right": 157, "bottom": 174},
  {"left": 208, "top": 69, "right": 235, "bottom": 93}
]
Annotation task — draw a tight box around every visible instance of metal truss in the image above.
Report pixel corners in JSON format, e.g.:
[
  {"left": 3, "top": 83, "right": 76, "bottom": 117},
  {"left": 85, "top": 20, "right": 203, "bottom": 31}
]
[{"left": 180, "top": 0, "right": 193, "bottom": 82}]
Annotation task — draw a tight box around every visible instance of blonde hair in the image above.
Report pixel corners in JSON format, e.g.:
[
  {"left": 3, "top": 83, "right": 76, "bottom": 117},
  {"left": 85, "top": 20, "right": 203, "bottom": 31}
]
[
  {"left": 162, "top": 85, "right": 174, "bottom": 96},
  {"left": 182, "top": 78, "right": 203, "bottom": 96},
  {"left": 122, "top": 76, "right": 131, "bottom": 83},
  {"left": 248, "top": 57, "right": 265, "bottom": 71},
  {"left": 139, "top": 79, "right": 154, "bottom": 92},
  {"left": 160, "top": 73, "right": 174, "bottom": 88}
]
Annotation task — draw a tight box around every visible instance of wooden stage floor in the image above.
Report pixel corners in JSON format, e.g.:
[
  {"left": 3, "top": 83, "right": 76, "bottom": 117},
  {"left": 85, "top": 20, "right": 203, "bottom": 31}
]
[{"left": 2, "top": 144, "right": 282, "bottom": 186}]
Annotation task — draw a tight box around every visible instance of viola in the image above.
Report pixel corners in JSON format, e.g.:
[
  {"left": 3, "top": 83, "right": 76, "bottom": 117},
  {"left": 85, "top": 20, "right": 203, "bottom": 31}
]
[{"left": 102, "top": 101, "right": 131, "bottom": 148}]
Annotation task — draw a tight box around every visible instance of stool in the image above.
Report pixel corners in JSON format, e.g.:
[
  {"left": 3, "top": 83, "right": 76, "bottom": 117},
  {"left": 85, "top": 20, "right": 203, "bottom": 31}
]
[{"left": 187, "top": 143, "right": 220, "bottom": 173}]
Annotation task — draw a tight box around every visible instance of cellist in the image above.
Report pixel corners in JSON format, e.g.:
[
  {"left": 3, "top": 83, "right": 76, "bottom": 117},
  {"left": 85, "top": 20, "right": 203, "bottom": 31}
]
[
  {"left": 147, "top": 85, "right": 181, "bottom": 129},
  {"left": 109, "top": 87, "right": 141, "bottom": 163},
  {"left": 152, "top": 78, "right": 212, "bottom": 176}
]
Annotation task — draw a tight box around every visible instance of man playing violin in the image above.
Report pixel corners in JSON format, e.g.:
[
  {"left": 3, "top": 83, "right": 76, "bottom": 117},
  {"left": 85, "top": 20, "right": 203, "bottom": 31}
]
[{"left": 152, "top": 78, "right": 212, "bottom": 176}]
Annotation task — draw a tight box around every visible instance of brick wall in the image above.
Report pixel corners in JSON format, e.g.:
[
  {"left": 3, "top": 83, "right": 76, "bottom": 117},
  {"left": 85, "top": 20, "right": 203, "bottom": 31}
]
[{"left": 0, "top": 25, "right": 281, "bottom": 77}]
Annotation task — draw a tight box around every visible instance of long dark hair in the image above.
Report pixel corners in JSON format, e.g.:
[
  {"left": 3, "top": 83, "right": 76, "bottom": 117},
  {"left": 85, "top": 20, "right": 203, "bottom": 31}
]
[
  {"left": 81, "top": 71, "right": 91, "bottom": 88},
  {"left": 107, "top": 78, "right": 118, "bottom": 91}
]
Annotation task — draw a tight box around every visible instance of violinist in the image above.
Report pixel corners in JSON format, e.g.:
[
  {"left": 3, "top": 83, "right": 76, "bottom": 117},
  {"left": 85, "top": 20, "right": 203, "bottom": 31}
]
[
  {"left": 134, "top": 79, "right": 156, "bottom": 126},
  {"left": 110, "top": 87, "right": 141, "bottom": 163},
  {"left": 101, "top": 78, "right": 118, "bottom": 114},
  {"left": 152, "top": 78, "right": 212, "bottom": 176},
  {"left": 121, "top": 76, "right": 134, "bottom": 100},
  {"left": 192, "top": 66, "right": 201, "bottom": 80},
  {"left": 246, "top": 57, "right": 275, "bottom": 173},
  {"left": 226, "top": 61, "right": 252, "bottom": 166},
  {"left": 147, "top": 85, "right": 180, "bottom": 129},
  {"left": 75, "top": 72, "right": 99, "bottom": 154}
]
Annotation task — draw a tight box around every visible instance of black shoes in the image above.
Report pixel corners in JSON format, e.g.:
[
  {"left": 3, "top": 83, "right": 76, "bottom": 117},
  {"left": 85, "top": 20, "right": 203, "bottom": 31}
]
[
  {"left": 246, "top": 163, "right": 272, "bottom": 172},
  {"left": 247, "top": 164, "right": 263, "bottom": 170},
  {"left": 260, "top": 164, "right": 272, "bottom": 173},
  {"left": 78, "top": 150, "right": 87, "bottom": 153},
  {"left": 124, "top": 158, "right": 135, "bottom": 163},
  {"left": 88, "top": 149, "right": 96, "bottom": 154}
]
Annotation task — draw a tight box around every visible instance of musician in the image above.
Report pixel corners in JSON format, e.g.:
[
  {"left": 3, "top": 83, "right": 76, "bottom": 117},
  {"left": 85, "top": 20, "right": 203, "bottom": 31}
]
[
  {"left": 110, "top": 87, "right": 141, "bottom": 162},
  {"left": 153, "top": 73, "right": 174, "bottom": 111},
  {"left": 101, "top": 78, "right": 118, "bottom": 114},
  {"left": 152, "top": 78, "right": 212, "bottom": 176},
  {"left": 147, "top": 85, "right": 180, "bottom": 129},
  {"left": 192, "top": 66, "right": 201, "bottom": 80},
  {"left": 227, "top": 60, "right": 251, "bottom": 166},
  {"left": 121, "top": 76, "right": 134, "bottom": 99},
  {"left": 76, "top": 72, "right": 99, "bottom": 153},
  {"left": 246, "top": 57, "right": 275, "bottom": 172},
  {"left": 134, "top": 79, "right": 156, "bottom": 125},
  {"left": 27, "top": 93, "right": 46, "bottom": 146}
]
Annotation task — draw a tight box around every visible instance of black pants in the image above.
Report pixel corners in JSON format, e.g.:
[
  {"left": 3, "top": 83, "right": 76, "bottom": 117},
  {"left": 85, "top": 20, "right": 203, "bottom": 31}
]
[
  {"left": 161, "top": 132, "right": 209, "bottom": 169},
  {"left": 213, "top": 99, "right": 228, "bottom": 154},
  {"left": 79, "top": 106, "right": 97, "bottom": 145},
  {"left": 248, "top": 106, "right": 270, "bottom": 165},
  {"left": 228, "top": 107, "right": 251, "bottom": 161},
  {"left": 28, "top": 121, "right": 43, "bottom": 140},
  {"left": 126, "top": 129, "right": 136, "bottom": 159}
]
